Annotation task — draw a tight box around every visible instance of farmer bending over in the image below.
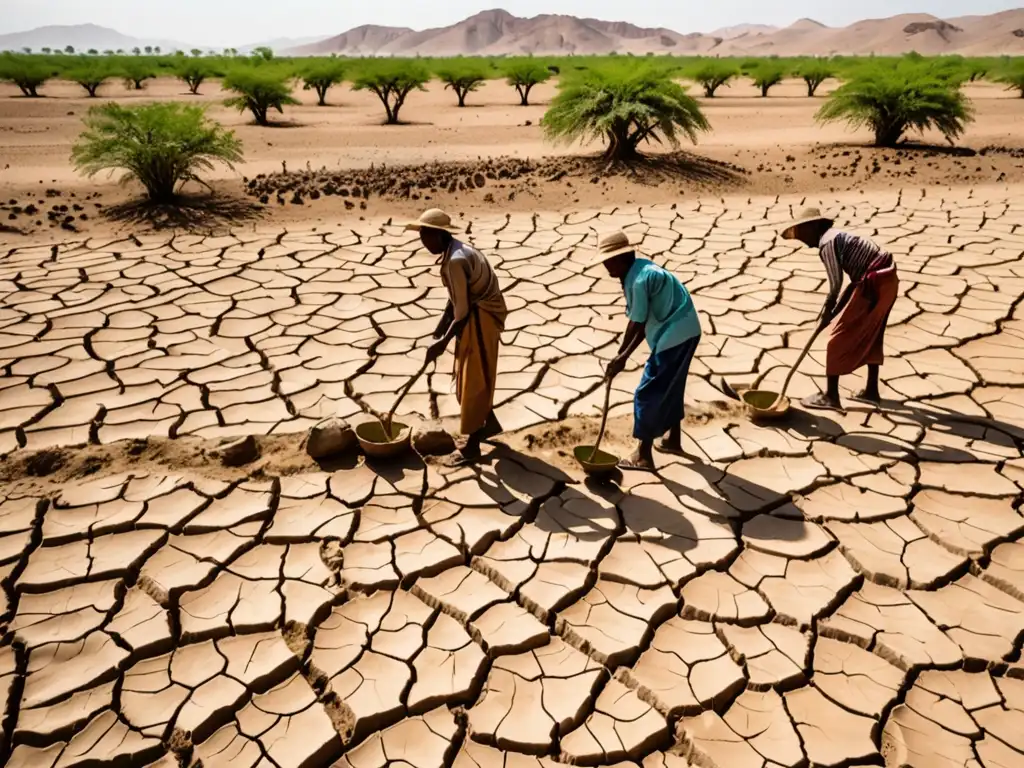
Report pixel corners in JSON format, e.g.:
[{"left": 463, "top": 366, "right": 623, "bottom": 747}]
[
  {"left": 595, "top": 230, "right": 702, "bottom": 472},
  {"left": 781, "top": 208, "right": 899, "bottom": 411},
  {"left": 410, "top": 209, "right": 507, "bottom": 463}
]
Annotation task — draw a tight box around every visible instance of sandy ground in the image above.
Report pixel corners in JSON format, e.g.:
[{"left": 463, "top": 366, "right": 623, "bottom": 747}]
[{"left": 2, "top": 78, "right": 1024, "bottom": 239}]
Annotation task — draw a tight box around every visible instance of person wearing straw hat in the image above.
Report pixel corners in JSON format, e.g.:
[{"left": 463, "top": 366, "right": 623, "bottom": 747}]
[
  {"left": 592, "top": 230, "right": 702, "bottom": 472},
  {"left": 781, "top": 207, "right": 899, "bottom": 411},
  {"left": 408, "top": 209, "right": 508, "bottom": 463}
]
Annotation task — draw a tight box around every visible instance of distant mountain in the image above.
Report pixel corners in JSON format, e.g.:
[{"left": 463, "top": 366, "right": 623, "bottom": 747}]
[
  {"left": 0, "top": 23, "right": 189, "bottom": 53},
  {"left": 235, "top": 36, "right": 325, "bottom": 54},
  {"left": 289, "top": 7, "right": 1024, "bottom": 56}
]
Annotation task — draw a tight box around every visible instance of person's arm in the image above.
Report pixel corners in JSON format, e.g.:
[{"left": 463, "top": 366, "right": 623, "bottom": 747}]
[
  {"left": 607, "top": 271, "right": 651, "bottom": 379},
  {"left": 426, "top": 258, "right": 470, "bottom": 361},
  {"left": 433, "top": 301, "right": 454, "bottom": 339},
  {"left": 818, "top": 238, "right": 844, "bottom": 330}
]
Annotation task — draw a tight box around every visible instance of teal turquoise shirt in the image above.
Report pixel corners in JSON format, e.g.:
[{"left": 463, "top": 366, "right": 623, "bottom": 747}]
[{"left": 623, "top": 258, "right": 701, "bottom": 353}]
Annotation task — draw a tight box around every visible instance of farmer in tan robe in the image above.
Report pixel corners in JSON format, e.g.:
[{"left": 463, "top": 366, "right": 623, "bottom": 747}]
[{"left": 409, "top": 209, "right": 507, "bottom": 462}]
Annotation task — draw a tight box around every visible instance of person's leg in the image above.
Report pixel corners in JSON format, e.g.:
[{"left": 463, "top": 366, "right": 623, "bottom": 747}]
[
  {"left": 655, "top": 336, "right": 699, "bottom": 454},
  {"left": 659, "top": 422, "right": 683, "bottom": 453},
  {"left": 621, "top": 354, "right": 661, "bottom": 472},
  {"left": 852, "top": 364, "right": 881, "bottom": 403}
]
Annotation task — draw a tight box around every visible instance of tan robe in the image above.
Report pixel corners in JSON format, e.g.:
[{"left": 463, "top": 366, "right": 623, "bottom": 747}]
[
  {"left": 826, "top": 267, "right": 899, "bottom": 377},
  {"left": 440, "top": 240, "right": 507, "bottom": 435}
]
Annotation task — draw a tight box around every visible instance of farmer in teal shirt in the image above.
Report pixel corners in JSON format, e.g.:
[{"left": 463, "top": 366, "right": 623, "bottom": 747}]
[{"left": 592, "top": 230, "right": 702, "bottom": 472}]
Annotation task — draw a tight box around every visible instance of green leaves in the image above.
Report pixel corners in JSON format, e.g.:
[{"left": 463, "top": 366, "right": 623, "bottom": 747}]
[
  {"left": 71, "top": 102, "right": 243, "bottom": 203},
  {"left": 352, "top": 62, "right": 430, "bottom": 124},
  {"left": 301, "top": 61, "right": 347, "bottom": 106},
  {"left": 436, "top": 64, "right": 489, "bottom": 107},
  {"left": 504, "top": 60, "right": 553, "bottom": 105},
  {"left": 688, "top": 62, "right": 737, "bottom": 98},
  {"left": 223, "top": 68, "right": 300, "bottom": 126},
  {"left": 815, "top": 62, "right": 975, "bottom": 147},
  {"left": 542, "top": 67, "right": 710, "bottom": 162}
]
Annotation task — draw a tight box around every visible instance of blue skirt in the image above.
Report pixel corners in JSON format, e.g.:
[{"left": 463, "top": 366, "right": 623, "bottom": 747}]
[{"left": 633, "top": 336, "right": 700, "bottom": 441}]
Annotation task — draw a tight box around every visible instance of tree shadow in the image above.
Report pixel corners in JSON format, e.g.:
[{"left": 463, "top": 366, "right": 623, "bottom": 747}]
[
  {"left": 576, "top": 151, "right": 747, "bottom": 187},
  {"left": 815, "top": 140, "right": 979, "bottom": 157},
  {"left": 102, "top": 193, "right": 265, "bottom": 231}
]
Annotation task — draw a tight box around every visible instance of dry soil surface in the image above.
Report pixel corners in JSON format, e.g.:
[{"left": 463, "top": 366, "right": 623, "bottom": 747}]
[{"left": 0, "top": 185, "right": 1023, "bottom": 767}]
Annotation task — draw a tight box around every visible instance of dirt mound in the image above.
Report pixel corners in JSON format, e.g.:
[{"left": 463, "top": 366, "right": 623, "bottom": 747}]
[{"left": 242, "top": 153, "right": 749, "bottom": 210}]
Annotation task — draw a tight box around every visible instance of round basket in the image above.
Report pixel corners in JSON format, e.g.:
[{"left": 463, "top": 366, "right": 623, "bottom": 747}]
[
  {"left": 574, "top": 445, "right": 620, "bottom": 475},
  {"left": 741, "top": 390, "right": 791, "bottom": 420},
  {"left": 356, "top": 421, "right": 412, "bottom": 458}
]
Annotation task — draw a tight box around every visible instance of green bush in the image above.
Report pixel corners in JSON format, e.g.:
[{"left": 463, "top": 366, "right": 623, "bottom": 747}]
[
  {"left": 71, "top": 102, "right": 243, "bottom": 203},
  {"left": 436, "top": 63, "right": 488, "bottom": 107},
  {"left": 352, "top": 61, "right": 430, "bottom": 124},
  {"left": 797, "top": 61, "right": 834, "bottom": 97},
  {"left": 816, "top": 64, "right": 974, "bottom": 147},
  {"left": 751, "top": 63, "right": 786, "bottom": 97},
  {"left": 542, "top": 67, "right": 710, "bottom": 162},
  {"left": 223, "top": 68, "right": 300, "bottom": 125},
  {"left": 689, "top": 61, "right": 737, "bottom": 97},
  {"left": 301, "top": 60, "right": 346, "bottom": 106},
  {"left": 504, "top": 60, "right": 552, "bottom": 106},
  {"left": 0, "top": 55, "right": 53, "bottom": 97},
  {"left": 995, "top": 64, "right": 1024, "bottom": 97},
  {"left": 67, "top": 61, "right": 111, "bottom": 97},
  {"left": 177, "top": 60, "right": 211, "bottom": 95}
]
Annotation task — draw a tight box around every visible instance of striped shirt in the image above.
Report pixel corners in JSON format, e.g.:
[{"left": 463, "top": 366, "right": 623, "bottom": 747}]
[{"left": 819, "top": 229, "right": 894, "bottom": 305}]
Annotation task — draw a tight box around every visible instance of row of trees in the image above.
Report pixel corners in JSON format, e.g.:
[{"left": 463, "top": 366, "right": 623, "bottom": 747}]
[
  {"left": 4, "top": 51, "right": 1024, "bottom": 104},
  {"left": 71, "top": 57, "right": 985, "bottom": 207}
]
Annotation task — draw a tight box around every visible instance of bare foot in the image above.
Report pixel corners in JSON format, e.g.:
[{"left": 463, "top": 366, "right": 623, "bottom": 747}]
[
  {"left": 801, "top": 392, "right": 844, "bottom": 412},
  {"left": 619, "top": 450, "right": 656, "bottom": 472},
  {"left": 656, "top": 439, "right": 685, "bottom": 455}
]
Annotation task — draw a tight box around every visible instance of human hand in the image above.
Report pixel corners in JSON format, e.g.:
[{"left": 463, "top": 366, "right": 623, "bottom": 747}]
[
  {"left": 606, "top": 355, "right": 627, "bottom": 380},
  {"left": 424, "top": 340, "right": 446, "bottom": 364}
]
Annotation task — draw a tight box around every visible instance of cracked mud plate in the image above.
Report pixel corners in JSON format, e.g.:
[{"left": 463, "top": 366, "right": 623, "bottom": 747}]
[{"left": 356, "top": 421, "right": 412, "bottom": 459}]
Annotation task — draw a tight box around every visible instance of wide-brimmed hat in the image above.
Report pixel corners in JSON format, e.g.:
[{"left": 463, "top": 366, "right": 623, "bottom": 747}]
[
  {"left": 406, "top": 208, "right": 462, "bottom": 234},
  {"left": 781, "top": 207, "right": 834, "bottom": 239},
  {"left": 587, "top": 230, "right": 638, "bottom": 268}
]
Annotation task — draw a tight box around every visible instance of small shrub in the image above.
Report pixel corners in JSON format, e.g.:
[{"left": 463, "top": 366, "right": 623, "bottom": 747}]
[
  {"left": 542, "top": 67, "right": 710, "bottom": 162},
  {"left": 816, "top": 64, "right": 974, "bottom": 147},
  {"left": 177, "top": 60, "right": 211, "bottom": 95},
  {"left": 690, "top": 61, "right": 737, "bottom": 97},
  {"left": 995, "top": 64, "right": 1024, "bottom": 97},
  {"left": 352, "top": 62, "right": 430, "bottom": 124},
  {"left": 436, "top": 63, "right": 488, "bottom": 107},
  {"left": 752, "top": 63, "right": 786, "bottom": 97},
  {"left": 504, "top": 60, "right": 552, "bottom": 106},
  {"left": 67, "top": 62, "right": 111, "bottom": 97},
  {"left": 796, "top": 61, "right": 834, "bottom": 97},
  {"left": 301, "top": 61, "right": 346, "bottom": 106},
  {"left": 71, "top": 102, "right": 243, "bottom": 203},
  {"left": 223, "top": 68, "right": 299, "bottom": 126},
  {"left": 0, "top": 55, "right": 52, "bottom": 97}
]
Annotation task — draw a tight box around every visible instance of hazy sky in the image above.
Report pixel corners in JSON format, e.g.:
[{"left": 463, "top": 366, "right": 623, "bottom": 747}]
[{"left": 4, "top": 0, "right": 1022, "bottom": 47}]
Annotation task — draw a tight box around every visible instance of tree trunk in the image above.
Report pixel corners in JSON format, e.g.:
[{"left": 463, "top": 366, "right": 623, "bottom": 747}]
[
  {"left": 457, "top": 87, "right": 467, "bottom": 107},
  {"left": 761, "top": 84, "right": 769, "bottom": 97},
  {"left": 874, "top": 121, "right": 904, "bottom": 147},
  {"left": 317, "top": 85, "right": 328, "bottom": 106},
  {"left": 518, "top": 84, "right": 532, "bottom": 106},
  {"left": 806, "top": 81, "right": 815, "bottom": 97}
]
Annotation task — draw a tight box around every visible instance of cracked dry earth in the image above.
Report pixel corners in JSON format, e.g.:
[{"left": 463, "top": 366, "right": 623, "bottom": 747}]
[{"left": 1, "top": 185, "right": 1024, "bottom": 768}]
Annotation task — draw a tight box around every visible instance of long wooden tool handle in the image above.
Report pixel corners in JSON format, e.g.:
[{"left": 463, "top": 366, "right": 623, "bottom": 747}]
[
  {"left": 385, "top": 358, "right": 431, "bottom": 433},
  {"left": 776, "top": 328, "right": 822, "bottom": 402},
  {"left": 590, "top": 378, "right": 613, "bottom": 461}
]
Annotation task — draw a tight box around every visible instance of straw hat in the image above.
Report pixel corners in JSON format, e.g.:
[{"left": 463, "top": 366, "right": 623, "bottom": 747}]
[
  {"left": 781, "top": 207, "right": 834, "bottom": 240},
  {"left": 406, "top": 208, "right": 462, "bottom": 234},
  {"left": 587, "top": 230, "right": 638, "bottom": 268}
]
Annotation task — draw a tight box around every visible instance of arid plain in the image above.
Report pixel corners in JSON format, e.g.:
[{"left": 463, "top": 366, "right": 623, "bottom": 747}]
[{"left": 1, "top": 54, "right": 1024, "bottom": 768}]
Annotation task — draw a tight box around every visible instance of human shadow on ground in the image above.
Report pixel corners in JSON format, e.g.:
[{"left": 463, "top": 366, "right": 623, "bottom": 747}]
[{"left": 103, "top": 192, "right": 265, "bottom": 231}]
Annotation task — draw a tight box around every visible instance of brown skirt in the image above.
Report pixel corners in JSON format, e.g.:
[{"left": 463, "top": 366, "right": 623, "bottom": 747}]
[
  {"left": 826, "top": 269, "right": 899, "bottom": 377},
  {"left": 454, "top": 306, "right": 502, "bottom": 435}
]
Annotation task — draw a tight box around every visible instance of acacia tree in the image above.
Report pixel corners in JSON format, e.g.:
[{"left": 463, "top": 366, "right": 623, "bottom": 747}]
[
  {"left": 301, "top": 60, "right": 346, "bottom": 106},
  {"left": 995, "top": 64, "right": 1024, "bottom": 97},
  {"left": 542, "top": 67, "right": 710, "bottom": 163},
  {"left": 752, "top": 62, "right": 786, "bottom": 97},
  {"left": 816, "top": 64, "right": 974, "bottom": 147},
  {"left": 68, "top": 63, "right": 111, "bottom": 97},
  {"left": 223, "top": 68, "right": 300, "bottom": 125},
  {"left": 0, "top": 55, "right": 52, "bottom": 97},
  {"left": 352, "top": 62, "right": 430, "bottom": 124},
  {"left": 72, "top": 102, "right": 243, "bottom": 203},
  {"left": 797, "top": 61, "right": 834, "bottom": 97},
  {"left": 504, "top": 60, "right": 551, "bottom": 106},
  {"left": 690, "top": 61, "right": 737, "bottom": 97},
  {"left": 436, "top": 63, "right": 488, "bottom": 107},
  {"left": 177, "top": 60, "right": 211, "bottom": 94},
  {"left": 121, "top": 58, "right": 156, "bottom": 90}
]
